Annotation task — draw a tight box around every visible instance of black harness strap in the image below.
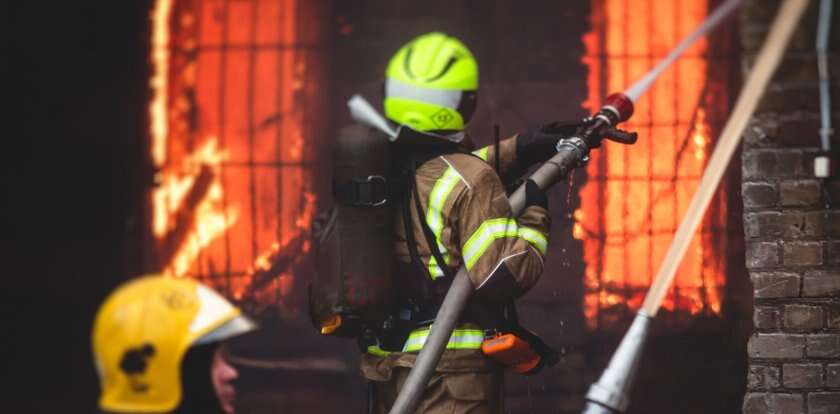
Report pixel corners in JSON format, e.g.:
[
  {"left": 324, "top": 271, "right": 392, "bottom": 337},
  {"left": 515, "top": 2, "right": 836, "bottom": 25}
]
[
  {"left": 401, "top": 159, "right": 428, "bottom": 281},
  {"left": 410, "top": 159, "right": 457, "bottom": 281}
]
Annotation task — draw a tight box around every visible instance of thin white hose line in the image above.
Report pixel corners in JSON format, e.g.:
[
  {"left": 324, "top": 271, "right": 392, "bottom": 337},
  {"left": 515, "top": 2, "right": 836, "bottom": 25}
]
[
  {"left": 817, "top": 0, "right": 833, "bottom": 151},
  {"left": 623, "top": 0, "right": 744, "bottom": 102}
]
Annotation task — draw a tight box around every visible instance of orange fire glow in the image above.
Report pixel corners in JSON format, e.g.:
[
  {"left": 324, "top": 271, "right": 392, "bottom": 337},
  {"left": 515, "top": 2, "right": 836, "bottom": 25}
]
[
  {"left": 580, "top": 0, "right": 728, "bottom": 328},
  {"left": 233, "top": 191, "right": 316, "bottom": 301},
  {"left": 149, "top": 0, "right": 171, "bottom": 167},
  {"left": 155, "top": 138, "right": 239, "bottom": 277},
  {"left": 148, "top": 0, "right": 325, "bottom": 303}
]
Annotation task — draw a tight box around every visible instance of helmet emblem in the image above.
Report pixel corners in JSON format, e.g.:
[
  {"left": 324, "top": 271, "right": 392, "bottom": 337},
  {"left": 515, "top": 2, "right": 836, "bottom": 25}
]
[
  {"left": 430, "top": 108, "right": 455, "bottom": 129},
  {"left": 119, "top": 343, "right": 156, "bottom": 393}
]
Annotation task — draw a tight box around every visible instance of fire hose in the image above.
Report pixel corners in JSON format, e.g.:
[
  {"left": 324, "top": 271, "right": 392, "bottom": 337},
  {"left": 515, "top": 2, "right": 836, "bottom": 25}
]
[
  {"left": 583, "top": 0, "right": 809, "bottom": 413},
  {"left": 383, "top": 1, "right": 750, "bottom": 413}
]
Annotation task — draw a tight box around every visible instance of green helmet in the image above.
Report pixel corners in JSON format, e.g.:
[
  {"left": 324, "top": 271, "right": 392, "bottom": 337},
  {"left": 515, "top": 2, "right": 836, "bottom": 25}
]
[{"left": 384, "top": 32, "right": 478, "bottom": 135}]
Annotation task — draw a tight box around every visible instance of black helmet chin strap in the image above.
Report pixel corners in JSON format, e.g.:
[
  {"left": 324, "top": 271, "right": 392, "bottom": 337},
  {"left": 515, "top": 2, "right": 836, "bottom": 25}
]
[{"left": 457, "top": 90, "right": 478, "bottom": 124}]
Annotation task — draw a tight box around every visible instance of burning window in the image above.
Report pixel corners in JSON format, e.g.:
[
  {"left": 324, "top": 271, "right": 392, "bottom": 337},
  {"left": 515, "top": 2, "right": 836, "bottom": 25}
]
[
  {"left": 148, "top": 0, "right": 326, "bottom": 310},
  {"left": 579, "top": 0, "right": 734, "bottom": 329}
]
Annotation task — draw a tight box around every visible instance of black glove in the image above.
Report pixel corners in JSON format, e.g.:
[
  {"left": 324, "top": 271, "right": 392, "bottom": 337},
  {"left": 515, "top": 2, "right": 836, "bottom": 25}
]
[
  {"left": 524, "top": 179, "right": 548, "bottom": 209},
  {"left": 515, "top": 120, "right": 584, "bottom": 168}
]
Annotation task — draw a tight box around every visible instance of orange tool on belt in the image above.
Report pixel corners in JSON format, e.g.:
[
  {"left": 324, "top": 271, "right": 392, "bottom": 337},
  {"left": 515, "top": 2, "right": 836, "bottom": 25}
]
[
  {"left": 481, "top": 331, "right": 543, "bottom": 374},
  {"left": 479, "top": 301, "right": 559, "bottom": 376}
]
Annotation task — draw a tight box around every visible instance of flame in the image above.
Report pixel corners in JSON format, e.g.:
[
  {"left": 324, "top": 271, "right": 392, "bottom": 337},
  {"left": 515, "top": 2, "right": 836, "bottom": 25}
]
[
  {"left": 153, "top": 138, "right": 238, "bottom": 277},
  {"left": 250, "top": 192, "right": 316, "bottom": 274},
  {"left": 150, "top": 0, "right": 238, "bottom": 278},
  {"left": 572, "top": 209, "right": 586, "bottom": 240},
  {"left": 165, "top": 190, "right": 238, "bottom": 277},
  {"left": 148, "top": 0, "right": 323, "bottom": 304},
  {"left": 580, "top": 0, "right": 727, "bottom": 329},
  {"left": 236, "top": 192, "right": 316, "bottom": 300},
  {"left": 149, "top": 0, "right": 171, "bottom": 167},
  {"left": 691, "top": 108, "right": 710, "bottom": 161}
]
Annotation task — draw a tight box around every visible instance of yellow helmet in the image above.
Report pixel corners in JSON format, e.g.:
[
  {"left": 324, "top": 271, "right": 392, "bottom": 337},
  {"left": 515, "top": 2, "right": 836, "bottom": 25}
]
[
  {"left": 384, "top": 32, "right": 479, "bottom": 135},
  {"left": 92, "top": 275, "right": 255, "bottom": 413}
]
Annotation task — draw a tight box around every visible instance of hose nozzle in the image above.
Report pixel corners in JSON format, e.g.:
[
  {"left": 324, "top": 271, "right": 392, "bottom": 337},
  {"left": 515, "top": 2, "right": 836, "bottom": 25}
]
[{"left": 602, "top": 93, "right": 634, "bottom": 123}]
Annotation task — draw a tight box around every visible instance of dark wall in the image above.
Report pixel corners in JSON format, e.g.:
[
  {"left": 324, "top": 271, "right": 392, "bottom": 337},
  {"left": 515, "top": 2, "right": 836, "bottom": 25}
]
[{"left": 5, "top": 1, "right": 150, "bottom": 411}]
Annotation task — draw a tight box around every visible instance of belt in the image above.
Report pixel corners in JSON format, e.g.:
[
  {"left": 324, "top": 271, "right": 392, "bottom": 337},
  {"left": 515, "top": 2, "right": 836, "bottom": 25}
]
[{"left": 366, "top": 325, "right": 485, "bottom": 356}]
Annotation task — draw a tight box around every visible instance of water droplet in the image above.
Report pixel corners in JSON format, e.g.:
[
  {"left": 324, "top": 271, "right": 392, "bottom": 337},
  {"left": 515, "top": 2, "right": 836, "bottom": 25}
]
[{"left": 566, "top": 170, "right": 576, "bottom": 207}]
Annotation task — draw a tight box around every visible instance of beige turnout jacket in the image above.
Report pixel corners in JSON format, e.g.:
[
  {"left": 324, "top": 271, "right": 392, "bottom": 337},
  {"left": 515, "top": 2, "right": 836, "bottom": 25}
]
[{"left": 362, "top": 135, "right": 551, "bottom": 379}]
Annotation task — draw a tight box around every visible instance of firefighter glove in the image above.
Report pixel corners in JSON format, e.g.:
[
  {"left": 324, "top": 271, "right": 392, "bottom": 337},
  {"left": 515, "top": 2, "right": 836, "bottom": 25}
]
[
  {"left": 516, "top": 120, "right": 583, "bottom": 168},
  {"left": 524, "top": 179, "right": 548, "bottom": 209}
]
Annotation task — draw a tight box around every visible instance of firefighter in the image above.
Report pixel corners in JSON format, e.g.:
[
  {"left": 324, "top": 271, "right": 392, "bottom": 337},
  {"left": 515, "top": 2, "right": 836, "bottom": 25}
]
[
  {"left": 92, "top": 275, "right": 255, "bottom": 414},
  {"left": 361, "top": 32, "right": 570, "bottom": 413}
]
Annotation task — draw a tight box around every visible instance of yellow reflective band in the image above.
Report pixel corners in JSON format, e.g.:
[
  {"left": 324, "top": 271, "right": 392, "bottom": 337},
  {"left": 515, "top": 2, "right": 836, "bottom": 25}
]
[
  {"left": 473, "top": 147, "right": 489, "bottom": 161},
  {"left": 517, "top": 227, "right": 548, "bottom": 255},
  {"left": 366, "top": 345, "right": 392, "bottom": 357},
  {"left": 402, "top": 327, "right": 485, "bottom": 353},
  {"left": 425, "top": 164, "right": 461, "bottom": 279},
  {"left": 462, "top": 218, "right": 519, "bottom": 269}
]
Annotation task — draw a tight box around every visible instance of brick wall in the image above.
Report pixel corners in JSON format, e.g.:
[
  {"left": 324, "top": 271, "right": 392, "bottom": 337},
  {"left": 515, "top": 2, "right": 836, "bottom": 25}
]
[{"left": 741, "top": 1, "right": 840, "bottom": 413}]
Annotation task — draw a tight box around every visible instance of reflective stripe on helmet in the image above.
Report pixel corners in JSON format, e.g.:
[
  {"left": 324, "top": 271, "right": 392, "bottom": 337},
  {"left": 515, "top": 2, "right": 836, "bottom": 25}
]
[
  {"left": 463, "top": 218, "right": 548, "bottom": 270},
  {"left": 402, "top": 326, "right": 484, "bottom": 353},
  {"left": 386, "top": 78, "right": 463, "bottom": 111},
  {"left": 384, "top": 97, "right": 466, "bottom": 132}
]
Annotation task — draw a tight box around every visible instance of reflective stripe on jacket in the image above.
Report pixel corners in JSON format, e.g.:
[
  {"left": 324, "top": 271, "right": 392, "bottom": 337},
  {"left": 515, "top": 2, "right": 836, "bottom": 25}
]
[
  {"left": 362, "top": 135, "right": 550, "bottom": 377},
  {"left": 394, "top": 135, "right": 550, "bottom": 298},
  {"left": 366, "top": 326, "right": 485, "bottom": 357}
]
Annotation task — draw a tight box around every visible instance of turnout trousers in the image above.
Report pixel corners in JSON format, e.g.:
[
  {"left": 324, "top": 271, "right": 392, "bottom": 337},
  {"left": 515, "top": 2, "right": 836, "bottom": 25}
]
[{"left": 369, "top": 367, "right": 503, "bottom": 414}]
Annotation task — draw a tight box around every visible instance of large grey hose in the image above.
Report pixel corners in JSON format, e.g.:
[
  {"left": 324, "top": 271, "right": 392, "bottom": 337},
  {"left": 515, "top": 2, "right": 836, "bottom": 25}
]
[{"left": 388, "top": 139, "right": 589, "bottom": 414}]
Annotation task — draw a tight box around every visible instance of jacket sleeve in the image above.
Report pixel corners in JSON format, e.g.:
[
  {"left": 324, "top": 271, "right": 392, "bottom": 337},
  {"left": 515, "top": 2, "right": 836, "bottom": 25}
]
[
  {"left": 472, "top": 135, "right": 518, "bottom": 179},
  {"left": 474, "top": 121, "right": 582, "bottom": 182},
  {"left": 453, "top": 163, "right": 550, "bottom": 301}
]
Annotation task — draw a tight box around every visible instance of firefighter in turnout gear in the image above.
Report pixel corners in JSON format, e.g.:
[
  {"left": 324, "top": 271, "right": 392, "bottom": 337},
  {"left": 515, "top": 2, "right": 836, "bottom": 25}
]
[
  {"left": 361, "top": 32, "right": 573, "bottom": 413},
  {"left": 92, "top": 275, "right": 256, "bottom": 414}
]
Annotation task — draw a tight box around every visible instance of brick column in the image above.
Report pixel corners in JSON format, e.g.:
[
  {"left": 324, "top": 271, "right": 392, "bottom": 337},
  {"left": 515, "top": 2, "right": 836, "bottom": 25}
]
[{"left": 741, "top": 1, "right": 840, "bottom": 413}]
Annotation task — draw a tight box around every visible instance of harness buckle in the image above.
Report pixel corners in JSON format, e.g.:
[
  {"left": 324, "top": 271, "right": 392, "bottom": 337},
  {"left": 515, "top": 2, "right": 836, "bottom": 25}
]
[
  {"left": 334, "top": 175, "right": 388, "bottom": 206},
  {"left": 353, "top": 175, "right": 387, "bottom": 206}
]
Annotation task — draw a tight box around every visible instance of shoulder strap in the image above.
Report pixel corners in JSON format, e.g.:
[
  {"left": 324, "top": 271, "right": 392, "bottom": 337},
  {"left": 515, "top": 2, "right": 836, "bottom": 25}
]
[
  {"left": 401, "top": 167, "right": 432, "bottom": 282},
  {"left": 410, "top": 160, "right": 457, "bottom": 281},
  {"left": 399, "top": 156, "right": 456, "bottom": 281}
]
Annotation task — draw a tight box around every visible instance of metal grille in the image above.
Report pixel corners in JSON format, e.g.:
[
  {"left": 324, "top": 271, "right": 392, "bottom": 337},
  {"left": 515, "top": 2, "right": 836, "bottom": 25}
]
[
  {"left": 149, "top": 0, "right": 327, "bottom": 308},
  {"left": 580, "top": 0, "right": 735, "bottom": 330}
]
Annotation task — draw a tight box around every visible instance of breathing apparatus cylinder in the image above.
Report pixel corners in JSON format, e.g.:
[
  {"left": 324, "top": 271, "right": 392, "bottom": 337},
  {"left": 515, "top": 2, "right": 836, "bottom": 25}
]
[{"left": 309, "top": 125, "right": 394, "bottom": 337}]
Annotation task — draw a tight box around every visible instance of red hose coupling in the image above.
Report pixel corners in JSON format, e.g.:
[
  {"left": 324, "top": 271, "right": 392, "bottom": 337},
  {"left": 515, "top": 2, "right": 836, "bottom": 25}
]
[{"left": 603, "top": 93, "right": 634, "bottom": 123}]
